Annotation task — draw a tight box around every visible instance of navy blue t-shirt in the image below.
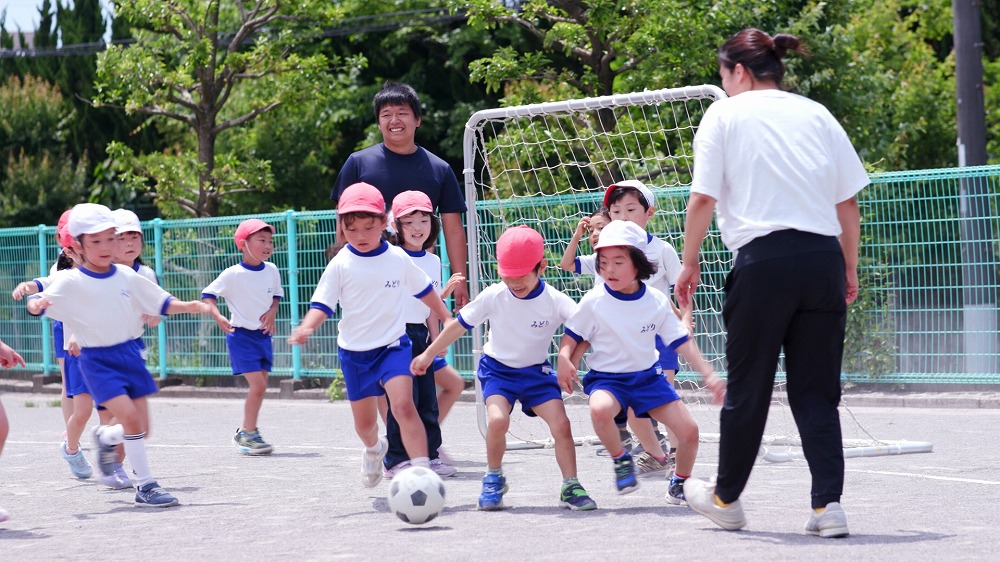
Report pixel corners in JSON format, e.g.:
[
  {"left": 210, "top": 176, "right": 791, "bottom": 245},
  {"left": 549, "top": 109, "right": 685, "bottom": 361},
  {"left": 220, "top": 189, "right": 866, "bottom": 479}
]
[{"left": 330, "top": 143, "right": 466, "bottom": 214}]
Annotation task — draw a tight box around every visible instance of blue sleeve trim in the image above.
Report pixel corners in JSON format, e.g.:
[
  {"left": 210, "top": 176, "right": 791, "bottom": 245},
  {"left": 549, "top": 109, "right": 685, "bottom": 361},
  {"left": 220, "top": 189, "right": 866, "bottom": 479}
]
[
  {"left": 667, "top": 335, "right": 689, "bottom": 349},
  {"left": 457, "top": 314, "right": 474, "bottom": 331},
  {"left": 201, "top": 293, "right": 217, "bottom": 301},
  {"left": 574, "top": 257, "right": 582, "bottom": 274},
  {"left": 310, "top": 302, "right": 335, "bottom": 317},
  {"left": 414, "top": 284, "right": 434, "bottom": 299},
  {"left": 159, "top": 296, "right": 174, "bottom": 316},
  {"left": 33, "top": 279, "right": 43, "bottom": 292},
  {"left": 564, "top": 328, "right": 584, "bottom": 342}
]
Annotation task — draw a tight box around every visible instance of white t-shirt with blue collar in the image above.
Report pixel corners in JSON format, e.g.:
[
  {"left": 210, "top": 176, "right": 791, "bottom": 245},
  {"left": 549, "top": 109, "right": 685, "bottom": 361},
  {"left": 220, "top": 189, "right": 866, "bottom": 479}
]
[{"left": 202, "top": 261, "right": 284, "bottom": 330}]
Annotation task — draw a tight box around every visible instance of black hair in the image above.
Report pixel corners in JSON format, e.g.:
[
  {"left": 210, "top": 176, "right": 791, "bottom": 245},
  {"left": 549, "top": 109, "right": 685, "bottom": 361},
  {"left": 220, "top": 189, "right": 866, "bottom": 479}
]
[
  {"left": 339, "top": 211, "right": 386, "bottom": 229},
  {"left": 373, "top": 81, "right": 422, "bottom": 120},
  {"left": 391, "top": 210, "right": 441, "bottom": 251},
  {"left": 718, "top": 28, "right": 809, "bottom": 87},
  {"left": 56, "top": 249, "right": 75, "bottom": 271},
  {"left": 325, "top": 241, "right": 346, "bottom": 262},
  {"left": 591, "top": 206, "right": 611, "bottom": 220},
  {"left": 606, "top": 186, "right": 650, "bottom": 211},
  {"left": 597, "top": 246, "right": 657, "bottom": 281}
]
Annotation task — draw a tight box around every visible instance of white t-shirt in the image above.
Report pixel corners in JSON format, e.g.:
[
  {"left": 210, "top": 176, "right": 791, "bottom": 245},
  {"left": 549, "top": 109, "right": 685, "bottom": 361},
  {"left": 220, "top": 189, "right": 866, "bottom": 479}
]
[
  {"left": 202, "top": 261, "right": 284, "bottom": 330},
  {"left": 564, "top": 283, "right": 688, "bottom": 373},
  {"left": 33, "top": 265, "right": 173, "bottom": 348},
  {"left": 310, "top": 241, "right": 433, "bottom": 352},
  {"left": 133, "top": 262, "right": 159, "bottom": 285},
  {"left": 457, "top": 279, "right": 577, "bottom": 369},
  {"left": 402, "top": 248, "right": 441, "bottom": 324},
  {"left": 692, "top": 89, "right": 869, "bottom": 251},
  {"left": 576, "top": 233, "right": 681, "bottom": 294}
]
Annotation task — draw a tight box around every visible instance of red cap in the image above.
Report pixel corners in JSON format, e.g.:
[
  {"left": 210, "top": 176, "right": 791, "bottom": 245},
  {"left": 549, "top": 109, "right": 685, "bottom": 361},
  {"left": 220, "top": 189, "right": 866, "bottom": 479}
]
[
  {"left": 234, "top": 218, "right": 274, "bottom": 249},
  {"left": 338, "top": 182, "right": 385, "bottom": 215},
  {"left": 56, "top": 209, "right": 73, "bottom": 249},
  {"left": 496, "top": 225, "right": 544, "bottom": 277},
  {"left": 603, "top": 179, "right": 656, "bottom": 209},
  {"left": 391, "top": 190, "right": 434, "bottom": 219}
]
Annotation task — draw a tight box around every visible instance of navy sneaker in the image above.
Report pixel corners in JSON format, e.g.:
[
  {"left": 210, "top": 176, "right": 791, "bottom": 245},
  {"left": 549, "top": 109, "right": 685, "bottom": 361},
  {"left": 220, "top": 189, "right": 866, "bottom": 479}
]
[
  {"left": 477, "top": 473, "right": 508, "bottom": 511},
  {"left": 92, "top": 426, "right": 117, "bottom": 477},
  {"left": 666, "top": 476, "right": 687, "bottom": 505},
  {"left": 613, "top": 453, "right": 639, "bottom": 495},
  {"left": 559, "top": 481, "right": 597, "bottom": 511},
  {"left": 134, "top": 481, "right": 179, "bottom": 508}
]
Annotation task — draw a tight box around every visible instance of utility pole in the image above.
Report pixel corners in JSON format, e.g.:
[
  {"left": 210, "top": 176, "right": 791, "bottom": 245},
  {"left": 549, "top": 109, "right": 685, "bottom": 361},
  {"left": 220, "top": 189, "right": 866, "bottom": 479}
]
[{"left": 953, "top": 0, "right": 997, "bottom": 375}]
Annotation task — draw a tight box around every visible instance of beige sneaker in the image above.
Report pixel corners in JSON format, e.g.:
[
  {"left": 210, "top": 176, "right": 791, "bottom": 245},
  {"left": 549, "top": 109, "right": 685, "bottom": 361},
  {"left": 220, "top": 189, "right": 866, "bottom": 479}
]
[
  {"left": 361, "top": 436, "right": 388, "bottom": 488},
  {"left": 805, "top": 502, "right": 850, "bottom": 538},
  {"left": 684, "top": 478, "right": 747, "bottom": 531}
]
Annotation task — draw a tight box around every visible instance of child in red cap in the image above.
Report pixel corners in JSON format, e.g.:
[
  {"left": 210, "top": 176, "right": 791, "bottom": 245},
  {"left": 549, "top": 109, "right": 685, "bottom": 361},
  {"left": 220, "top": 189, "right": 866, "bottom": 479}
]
[
  {"left": 290, "top": 182, "right": 453, "bottom": 489},
  {"left": 412, "top": 225, "right": 597, "bottom": 511},
  {"left": 202, "top": 218, "right": 284, "bottom": 455}
]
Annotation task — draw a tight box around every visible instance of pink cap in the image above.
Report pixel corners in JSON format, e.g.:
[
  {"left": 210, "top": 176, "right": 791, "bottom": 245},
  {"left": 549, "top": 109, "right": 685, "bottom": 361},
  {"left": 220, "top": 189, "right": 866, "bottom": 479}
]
[
  {"left": 56, "top": 209, "right": 73, "bottom": 249},
  {"left": 604, "top": 179, "right": 656, "bottom": 209},
  {"left": 594, "top": 220, "right": 648, "bottom": 251},
  {"left": 391, "top": 190, "right": 433, "bottom": 219},
  {"left": 338, "top": 182, "right": 385, "bottom": 215},
  {"left": 234, "top": 218, "right": 274, "bottom": 248},
  {"left": 496, "top": 225, "right": 544, "bottom": 277}
]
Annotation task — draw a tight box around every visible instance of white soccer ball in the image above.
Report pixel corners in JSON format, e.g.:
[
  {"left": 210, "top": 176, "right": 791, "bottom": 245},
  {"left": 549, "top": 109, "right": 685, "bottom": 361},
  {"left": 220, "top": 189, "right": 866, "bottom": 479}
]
[{"left": 387, "top": 466, "right": 446, "bottom": 525}]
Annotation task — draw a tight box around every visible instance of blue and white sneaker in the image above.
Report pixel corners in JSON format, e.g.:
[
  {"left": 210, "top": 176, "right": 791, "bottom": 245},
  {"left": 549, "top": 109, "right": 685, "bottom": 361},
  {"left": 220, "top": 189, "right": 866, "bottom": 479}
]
[
  {"left": 61, "top": 441, "right": 94, "bottom": 479},
  {"left": 134, "top": 481, "right": 179, "bottom": 508},
  {"left": 99, "top": 462, "right": 133, "bottom": 489},
  {"left": 613, "top": 452, "right": 639, "bottom": 495},
  {"left": 477, "top": 473, "right": 508, "bottom": 511},
  {"left": 92, "top": 426, "right": 118, "bottom": 477}
]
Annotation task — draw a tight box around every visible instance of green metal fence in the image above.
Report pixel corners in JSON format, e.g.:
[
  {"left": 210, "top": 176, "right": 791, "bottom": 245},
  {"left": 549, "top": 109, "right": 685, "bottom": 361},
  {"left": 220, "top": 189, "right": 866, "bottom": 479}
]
[{"left": 1, "top": 164, "right": 999, "bottom": 385}]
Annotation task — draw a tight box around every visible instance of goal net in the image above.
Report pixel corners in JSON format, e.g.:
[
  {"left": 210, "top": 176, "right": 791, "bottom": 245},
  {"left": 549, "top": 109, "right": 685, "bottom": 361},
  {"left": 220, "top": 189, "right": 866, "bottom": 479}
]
[{"left": 460, "top": 85, "right": 932, "bottom": 462}]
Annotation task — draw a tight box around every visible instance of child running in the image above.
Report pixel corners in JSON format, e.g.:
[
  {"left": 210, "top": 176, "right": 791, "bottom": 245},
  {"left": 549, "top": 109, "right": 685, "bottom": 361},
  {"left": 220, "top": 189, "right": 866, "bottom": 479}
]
[
  {"left": 381, "top": 190, "right": 463, "bottom": 478},
  {"left": 27, "top": 203, "right": 211, "bottom": 508},
  {"left": 288, "top": 182, "right": 453, "bottom": 488},
  {"left": 202, "top": 219, "right": 284, "bottom": 455},
  {"left": 412, "top": 225, "right": 597, "bottom": 511},
  {"left": 557, "top": 220, "right": 725, "bottom": 504},
  {"left": 0, "top": 338, "right": 26, "bottom": 522}
]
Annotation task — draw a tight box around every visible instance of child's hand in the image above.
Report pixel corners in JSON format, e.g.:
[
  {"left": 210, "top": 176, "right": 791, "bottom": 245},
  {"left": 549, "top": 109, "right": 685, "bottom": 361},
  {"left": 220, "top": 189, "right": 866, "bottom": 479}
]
[
  {"left": 259, "top": 308, "right": 278, "bottom": 335},
  {"left": 440, "top": 273, "right": 466, "bottom": 299},
  {"left": 67, "top": 337, "right": 81, "bottom": 357},
  {"left": 26, "top": 296, "right": 52, "bottom": 315},
  {"left": 556, "top": 357, "right": 580, "bottom": 394},
  {"left": 11, "top": 282, "right": 35, "bottom": 301},
  {"left": 411, "top": 353, "right": 432, "bottom": 376},
  {"left": 212, "top": 313, "right": 234, "bottom": 333},
  {"left": 703, "top": 374, "right": 726, "bottom": 405},
  {"left": 575, "top": 217, "right": 591, "bottom": 237},
  {"left": 288, "top": 325, "right": 312, "bottom": 346},
  {"left": 437, "top": 349, "right": 447, "bottom": 359},
  {"left": 0, "top": 341, "right": 25, "bottom": 368}
]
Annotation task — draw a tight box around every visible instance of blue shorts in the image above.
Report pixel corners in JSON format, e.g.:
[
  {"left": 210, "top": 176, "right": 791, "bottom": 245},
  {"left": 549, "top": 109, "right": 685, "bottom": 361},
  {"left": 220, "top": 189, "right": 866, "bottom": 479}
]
[
  {"left": 338, "top": 335, "right": 413, "bottom": 401},
  {"left": 583, "top": 366, "right": 681, "bottom": 419},
  {"left": 477, "top": 355, "right": 562, "bottom": 418},
  {"left": 226, "top": 328, "right": 273, "bottom": 375},
  {"left": 431, "top": 356, "right": 449, "bottom": 373},
  {"left": 53, "top": 321, "right": 66, "bottom": 359},
  {"left": 78, "top": 338, "right": 159, "bottom": 405},
  {"left": 63, "top": 354, "right": 89, "bottom": 398},
  {"left": 655, "top": 334, "right": 680, "bottom": 372}
]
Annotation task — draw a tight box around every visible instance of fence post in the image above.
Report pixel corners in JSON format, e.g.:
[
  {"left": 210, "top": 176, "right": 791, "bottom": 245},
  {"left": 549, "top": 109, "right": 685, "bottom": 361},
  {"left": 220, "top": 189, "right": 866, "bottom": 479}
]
[
  {"left": 286, "top": 210, "right": 302, "bottom": 380},
  {"left": 153, "top": 218, "right": 168, "bottom": 380},
  {"left": 37, "top": 225, "right": 52, "bottom": 374}
]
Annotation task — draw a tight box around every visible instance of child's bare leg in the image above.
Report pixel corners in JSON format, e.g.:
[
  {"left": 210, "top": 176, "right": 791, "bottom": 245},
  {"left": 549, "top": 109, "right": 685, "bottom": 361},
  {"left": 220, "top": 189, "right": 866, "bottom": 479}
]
[
  {"left": 98, "top": 396, "right": 154, "bottom": 484},
  {"left": 434, "top": 365, "right": 464, "bottom": 423},
  {"left": 57, "top": 358, "right": 72, "bottom": 425},
  {"left": 241, "top": 370, "right": 268, "bottom": 430},
  {"left": 589, "top": 390, "right": 626, "bottom": 455},
  {"left": 483, "top": 395, "right": 511, "bottom": 469},
  {"left": 349, "top": 396, "right": 380, "bottom": 448},
  {"left": 64, "top": 393, "right": 94, "bottom": 451},
  {"left": 665, "top": 369, "right": 679, "bottom": 450},
  {"left": 383, "top": 376, "right": 428, "bottom": 463},
  {"left": 649, "top": 400, "right": 699, "bottom": 476},
  {"left": 97, "top": 409, "right": 125, "bottom": 463},
  {"left": 533, "top": 399, "right": 577, "bottom": 478},
  {"left": 628, "top": 409, "right": 665, "bottom": 457},
  {"left": 376, "top": 395, "right": 388, "bottom": 427},
  {"left": 0, "top": 399, "right": 8, "bottom": 456}
]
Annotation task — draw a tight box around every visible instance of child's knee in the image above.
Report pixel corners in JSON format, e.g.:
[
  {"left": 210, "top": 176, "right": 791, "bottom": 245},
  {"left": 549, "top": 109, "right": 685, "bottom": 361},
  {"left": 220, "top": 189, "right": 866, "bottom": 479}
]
[
  {"left": 590, "top": 403, "right": 617, "bottom": 425},
  {"left": 487, "top": 411, "right": 510, "bottom": 434}
]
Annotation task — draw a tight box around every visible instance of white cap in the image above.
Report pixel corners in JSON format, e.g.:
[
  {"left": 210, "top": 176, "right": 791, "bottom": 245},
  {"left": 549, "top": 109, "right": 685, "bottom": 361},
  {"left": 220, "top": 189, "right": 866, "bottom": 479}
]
[
  {"left": 111, "top": 208, "right": 143, "bottom": 234},
  {"left": 68, "top": 203, "right": 118, "bottom": 238},
  {"left": 594, "top": 220, "right": 648, "bottom": 251},
  {"left": 604, "top": 179, "right": 656, "bottom": 209}
]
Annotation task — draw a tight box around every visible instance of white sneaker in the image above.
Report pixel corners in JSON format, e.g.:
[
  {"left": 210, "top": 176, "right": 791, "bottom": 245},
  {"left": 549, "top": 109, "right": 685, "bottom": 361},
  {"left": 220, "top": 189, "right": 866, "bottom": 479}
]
[
  {"left": 684, "top": 478, "right": 747, "bottom": 531},
  {"left": 430, "top": 458, "right": 457, "bottom": 477},
  {"left": 361, "top": 436, "right": 388, "bottom": 488},
  {"left": 383, "top": 460, "right": 412, "bottom": 479},
  {"left": 0, "top": 506, "right": 9, "bottom": 523},
  {"left": 805, "top": 502, "right": 850, "bottom": 538}
]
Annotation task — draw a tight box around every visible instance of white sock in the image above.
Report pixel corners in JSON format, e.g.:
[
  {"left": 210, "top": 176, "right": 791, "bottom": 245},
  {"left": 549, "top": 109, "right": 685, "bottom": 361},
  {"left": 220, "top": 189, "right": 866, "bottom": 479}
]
[
  {"left": 123, "top": 433, "right": 153, "bottom": 487},
  {"left": 411, "top": 456, "right": 430, "bottom": 468},
  {"left": 97, "top": 424, "right": 125, "bottom": 446}
]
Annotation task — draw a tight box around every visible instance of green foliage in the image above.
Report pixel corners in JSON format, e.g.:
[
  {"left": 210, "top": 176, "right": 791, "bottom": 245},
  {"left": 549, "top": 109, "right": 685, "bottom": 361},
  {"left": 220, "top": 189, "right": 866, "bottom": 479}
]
[
  {"left": 844, "top": 266, "right": 897, "bottom": 379},
  {"left": 326, "top": 373, "right": 345, "bottom": 401}
]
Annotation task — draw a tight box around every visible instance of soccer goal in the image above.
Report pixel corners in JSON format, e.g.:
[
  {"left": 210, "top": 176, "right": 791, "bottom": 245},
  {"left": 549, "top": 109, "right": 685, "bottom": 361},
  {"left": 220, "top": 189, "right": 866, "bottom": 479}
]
[{"left": 460, "top": 84, "right": 933, "bottom": 462}]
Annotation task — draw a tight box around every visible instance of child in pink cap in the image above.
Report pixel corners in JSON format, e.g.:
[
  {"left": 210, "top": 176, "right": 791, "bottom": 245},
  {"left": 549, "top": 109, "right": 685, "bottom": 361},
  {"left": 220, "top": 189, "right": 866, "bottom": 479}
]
[
  {"left": 557, "top": 220, "right": 725, "bottom": 504},
  {"left": 290, "top": 182, "right": 453, "bottom": 489},
  {"left": 412, "top": 225, "right": 597, "bottom": 511},
  {"left": 203, "top": 218, "right": 284, "bottom": 455}
]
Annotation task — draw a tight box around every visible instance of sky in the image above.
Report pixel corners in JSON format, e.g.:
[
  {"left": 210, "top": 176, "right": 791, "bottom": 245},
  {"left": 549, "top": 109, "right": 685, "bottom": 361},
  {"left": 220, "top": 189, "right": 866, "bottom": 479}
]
[{"left": 0, "top": 0, "right": 112, "bottom": 36}]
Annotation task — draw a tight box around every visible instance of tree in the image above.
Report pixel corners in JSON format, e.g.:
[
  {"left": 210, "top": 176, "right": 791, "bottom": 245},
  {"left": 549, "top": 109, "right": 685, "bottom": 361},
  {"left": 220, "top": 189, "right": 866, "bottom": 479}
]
[{"left": 94, "top": 0, "right": 356, "bottom": 217}]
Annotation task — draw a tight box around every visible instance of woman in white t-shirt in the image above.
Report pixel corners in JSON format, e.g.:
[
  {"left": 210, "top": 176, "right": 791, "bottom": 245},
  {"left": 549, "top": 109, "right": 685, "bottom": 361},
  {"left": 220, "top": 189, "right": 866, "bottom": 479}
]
[{"left": 676, "top": 28, "right": 868, "bottom": 538}]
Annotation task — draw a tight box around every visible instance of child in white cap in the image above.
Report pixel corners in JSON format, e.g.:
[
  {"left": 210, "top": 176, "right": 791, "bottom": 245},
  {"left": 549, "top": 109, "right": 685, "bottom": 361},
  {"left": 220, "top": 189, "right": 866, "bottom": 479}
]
[
  {"left": 27, "top": 203, "right": 211, "bottom": 508},
  {"left": 203, "top": 218, "right": 284, "bottom": 455},
  {"left": 556, "top": 219, "right": 725, "bottom": 504},
  {"left": 412, "top": 225, "right": 597, "bottom": 511},
  {"left": 289, "top": 182, "right": 453, "bottom": 489}
]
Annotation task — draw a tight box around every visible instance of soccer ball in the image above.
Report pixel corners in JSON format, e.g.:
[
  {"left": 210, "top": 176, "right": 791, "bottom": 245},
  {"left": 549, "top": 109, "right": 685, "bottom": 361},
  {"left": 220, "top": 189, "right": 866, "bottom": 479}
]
[{"left": 387, "top": 466, "right": 446, "bottom": 525}]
